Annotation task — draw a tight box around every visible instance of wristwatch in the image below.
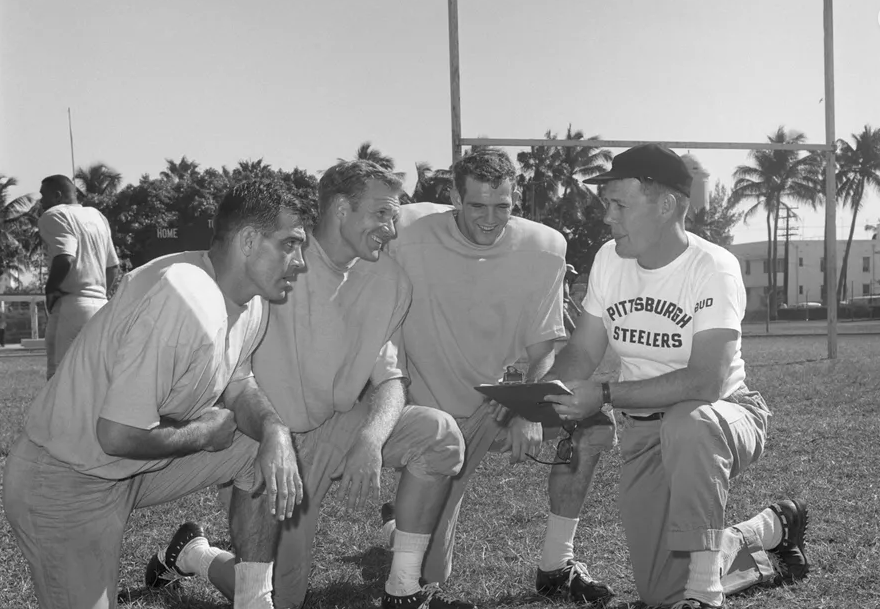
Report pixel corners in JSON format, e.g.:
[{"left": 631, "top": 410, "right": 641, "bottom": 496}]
[{"left": 600, "top": 382, "right": 613, "bottom": 413}]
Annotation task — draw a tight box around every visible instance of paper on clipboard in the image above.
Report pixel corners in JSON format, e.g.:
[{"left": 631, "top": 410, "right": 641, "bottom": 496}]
[{"left": 475, "top": 381, "right": 572, "bottom": 427}]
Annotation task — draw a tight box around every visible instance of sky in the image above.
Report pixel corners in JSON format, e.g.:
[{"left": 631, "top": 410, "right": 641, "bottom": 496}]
[{"left": 2, "top": 0, "right": 879, "bottom": 244}]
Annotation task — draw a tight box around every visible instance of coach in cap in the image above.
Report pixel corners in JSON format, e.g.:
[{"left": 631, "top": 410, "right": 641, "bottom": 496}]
[{"left": 542, "top": 144, "right": 810, "bottom": 608}]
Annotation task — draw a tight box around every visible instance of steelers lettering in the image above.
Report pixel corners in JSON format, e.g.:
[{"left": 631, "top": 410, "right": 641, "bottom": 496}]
[{"left": 606, "top": 295, "right": 692, "bottom": 350}]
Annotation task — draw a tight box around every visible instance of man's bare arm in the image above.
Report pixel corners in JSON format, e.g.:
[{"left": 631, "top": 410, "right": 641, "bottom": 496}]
[
  {"left": 546, "top": 312, "right": 609, "bottom": 381},
  {"left": 96, "top": 409, "right": 236, "bottom": 459}
]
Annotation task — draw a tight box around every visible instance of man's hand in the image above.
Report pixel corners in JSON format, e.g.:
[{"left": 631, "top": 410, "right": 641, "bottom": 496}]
[
  {"left": 252, "top": 425, "right": 302, "bottom": 520},
  {"left": 45, "top": 291, "right": 64, "bottom": 314},
  {"left": 335, "top": 433, "right": 383, "bottom": 511},
  {"left": 544, "top": 380, "right": 603, "bottom": 422},
  {"left": 196, "top": 407, "right": 237, "bottom": 452},
  {"left": 497, "top": 416, "right": 543, "bottom": 464}
]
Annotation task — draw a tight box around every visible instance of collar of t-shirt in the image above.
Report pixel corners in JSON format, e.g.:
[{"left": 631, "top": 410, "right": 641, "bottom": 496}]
[
  {"left": 310, "top": 235, "right": 358, "bottom": 275},
  {"left": 199, "top": 250, "right": 247, "bottom": 318},
  {"left": 634, "top": 234, "right": 694, "bottom": 278},
  {"left": 449, "top": 211, "right": 509, "bottom": 251}
]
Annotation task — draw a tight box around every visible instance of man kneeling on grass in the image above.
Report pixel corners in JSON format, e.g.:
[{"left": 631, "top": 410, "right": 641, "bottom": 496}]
[
  {"left": 4, "top": 181, "right": 308, "bottom": 609},
  {"left": 544, "top": 144, "right": 810, "bottom": 608},
  {"left": 145, "top": 161, "right": 474, "bottom": 609}
]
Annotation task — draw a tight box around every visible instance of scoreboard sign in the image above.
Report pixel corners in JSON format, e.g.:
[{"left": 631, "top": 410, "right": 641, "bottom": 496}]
[{"left": 138, "top": 218, "right": 214, "bottom": 267}]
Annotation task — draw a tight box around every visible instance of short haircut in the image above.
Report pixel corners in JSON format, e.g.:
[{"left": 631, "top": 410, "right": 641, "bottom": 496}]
[
  {"left": 41, "top": 175, "right": 78, "bottom": 202},
  {"left": 212, "top": 180, "right": 314, "bottom": 245},
  {"left": 452, "top": 148, "right": 517, "bottom": 199},
  {"left": 640, "top": 179, "right": 690, "bottom": 219},
  {"left": 318, "top": 160, "right": 404, "bottom": 216}
]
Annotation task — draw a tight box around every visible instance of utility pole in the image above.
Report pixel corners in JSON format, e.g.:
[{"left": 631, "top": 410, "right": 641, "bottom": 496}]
[{"left": 778, "top": 207, "right": 799, "bottom": 306}]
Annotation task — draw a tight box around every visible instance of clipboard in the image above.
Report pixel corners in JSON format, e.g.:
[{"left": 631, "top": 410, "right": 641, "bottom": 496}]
[{"left": 475, "top": 381, "right": 572, "bottom": 427}]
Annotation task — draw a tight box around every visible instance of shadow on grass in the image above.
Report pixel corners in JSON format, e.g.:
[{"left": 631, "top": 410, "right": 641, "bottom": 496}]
[
  {"left": 118, "top": 583, "right": 229, "bottom": 609},
  {"left": 339, "top": 544, "right": 392, "bottom": 586}
]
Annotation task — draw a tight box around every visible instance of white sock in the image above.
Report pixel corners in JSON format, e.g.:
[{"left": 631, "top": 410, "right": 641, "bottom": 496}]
[
  {"left": 539, "top": 513, "right": 579, "bottom": 572},
  {"left": 234, "top": 562, "right": 274, "bottom": 609},
  {"left": 685, "top": 549, "right": 724, "bottom": 607},
  {"left": 384, "top": 530, "right": 430, "bottom": 597},
  {"left": 741, "top": 507, "right": 783, "bottom": 550},
  {"left": 380, "top": 518, "right": 397, "bottom": 548},
  {"left": 175, "top": 537, "right": 229, "bottom": 578}
]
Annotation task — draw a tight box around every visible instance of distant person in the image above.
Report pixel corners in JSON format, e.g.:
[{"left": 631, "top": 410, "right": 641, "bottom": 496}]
[
  {"left": 0, "top": 311, "right": 7, "bottom": 347},
  {"left": 38, "top": 174, "right": 120, "bottom": 379},
  {"left": 545, "top": 144, "right": 809, "bottom": 608},
  {"left": 4, "top": 181, "right": 309, "bottom": 609},
  {"left": 382, "top": 148, "right": 615, "bottom": 605},
  {"left": 563, "top": 263, "right": 583, "bottom": 334},
  {"left": 147, "top": 161, "right": 473, "bottom": 609}
]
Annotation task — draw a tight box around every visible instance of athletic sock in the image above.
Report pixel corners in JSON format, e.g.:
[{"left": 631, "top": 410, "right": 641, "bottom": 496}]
[
  {"left": 385, "top": 530, "right": 431, "bottom": 597},
  {"left": 234, "top": 562, "right": 274, "bottom": 609},
  {"left": 685, "top": 549, "right": 724, "bottom": 607},
  {"left": 741, "top": 507, "right": 784, "bottom": 550},
  {"left": 176, "top": 537, "right": 229, "bottom": 578},
  {"left": 539, "top": 513, "right": 579, "bottom": 572}
]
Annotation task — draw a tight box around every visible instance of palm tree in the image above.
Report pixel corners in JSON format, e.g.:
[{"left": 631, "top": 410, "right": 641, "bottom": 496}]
[
  {"left": 1, "top": 176, "right": 42, "bottom": 284},
  {"left": 412, "top": 162, "right": 453, "bottom": 205},
  {"left": 348, "top": 142, "right": 396, "bottom": 171},
  {"left": 160, "top": 156, "right": 201, "bottom": 182},
  {"left": 75, "top": 163, "right": 122, "bottom": 196},
  {"left": 517, "top": 130, "right": 561, "bottom": 222},
  {"left": 835, "top": 125, "right": 880, "bottom": 301},
  {"left": 731, "top": 127, "right": 823, "bottom": 315}
]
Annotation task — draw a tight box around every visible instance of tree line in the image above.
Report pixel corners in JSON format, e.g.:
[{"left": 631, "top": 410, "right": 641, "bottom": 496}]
[{"left": 2, "top": 123, "right": 879, "bottom": 317}]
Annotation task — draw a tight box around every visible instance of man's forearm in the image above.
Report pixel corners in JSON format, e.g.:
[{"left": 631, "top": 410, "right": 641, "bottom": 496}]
[
  {"left": 97, "top": 417, "right": 208, "bottom": 460},
  {"left": 226, "top": 380, "right": 289, "bottom": 441},
  {"left": 611, "top": 367, "right": 722, "bottom": 410},
  {"left": 547, "top": 341, "right": 599, "bottom": 381},
  {"left": 45, "top": 255, "right": 74, "bottom": 294},
  {"left": 360, "top": 378, "right": 406, "bottom": 446}
]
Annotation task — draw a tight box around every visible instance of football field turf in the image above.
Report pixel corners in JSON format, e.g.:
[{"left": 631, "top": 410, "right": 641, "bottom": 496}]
[{"left": 1, "top": 335, "right": 878, "bottom": 608}]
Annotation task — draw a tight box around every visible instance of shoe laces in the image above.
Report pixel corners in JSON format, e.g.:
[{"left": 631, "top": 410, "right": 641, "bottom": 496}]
[
  {"left": 420, "top": 583, "right": 460, "bottom": 605},
  {"left": 155, "top": 556, "right": 185, "bottom": 583},
  {"left": 565, "top": 560, "right": 593, "bottom": 587}
]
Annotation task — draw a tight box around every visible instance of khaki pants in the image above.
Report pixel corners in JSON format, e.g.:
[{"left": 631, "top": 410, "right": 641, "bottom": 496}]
[
  {"left": 272, "top": 400, "right": 465, "bottom": 609},
  {"left": 422, "top": 402, "right": 617, "bottom": 585},
  {"left": 45, "top": 295, "right": 106, "bottom": 380},
  {"left": 618, "top": 386, "right": 777, "bottom": 606},
  {"left": 3, "top": 433, "right": 258, "bottom": 609}
]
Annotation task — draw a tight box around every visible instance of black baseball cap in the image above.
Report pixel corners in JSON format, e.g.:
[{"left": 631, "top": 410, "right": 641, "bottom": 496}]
[{"left": 583, "top": 144, "right": 693, "bottom": 197}]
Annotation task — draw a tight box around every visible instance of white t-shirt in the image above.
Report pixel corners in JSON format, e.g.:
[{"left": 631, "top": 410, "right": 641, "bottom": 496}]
[
  {"left": 38, "top": 204, "right": 119, "bottom": 299},
  {"left": 25, "top": 251, "right": 266, "bottom": 479},
  {"left": 583, "top": 233, "right": 747, "bottom": 414}
]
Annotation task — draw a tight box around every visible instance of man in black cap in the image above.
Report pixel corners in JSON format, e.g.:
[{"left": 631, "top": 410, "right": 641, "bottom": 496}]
[{"left": 542, "top": 144, "right": 810, "bottom": 608}]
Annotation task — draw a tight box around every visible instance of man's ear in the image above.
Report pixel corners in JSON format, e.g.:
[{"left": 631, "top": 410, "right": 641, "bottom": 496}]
[
  {"left": 450, "top": 185, "right": 462, "bottom": 210},
  {"left": 512, "top": 188, "right": 522, "bottom": 208},
  {"left": 659, "top": 193, "right": 678, "bottom": 219},
  {"left": 334, "top": 194, "right": 352, "bottom": 219},
  {"left": 239, "top": 225, "right": 258, "bottom": 256}
]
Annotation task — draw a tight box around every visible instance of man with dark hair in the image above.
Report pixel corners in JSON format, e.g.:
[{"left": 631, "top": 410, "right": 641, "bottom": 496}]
[
  {"left": 381, "top": 148, "right": 615, "bottom": 605},
  {"left": 38, "top": 174, "right": 120, "bottom": 379},
  {"left": 148, "top": 161, "right": 474, "bottom": 609},
  {"left": 4, "top": 180, "right": 308, "bottom": 609},
  {"left": 545, "top": 144, "right": 809, "bottom": 608}
]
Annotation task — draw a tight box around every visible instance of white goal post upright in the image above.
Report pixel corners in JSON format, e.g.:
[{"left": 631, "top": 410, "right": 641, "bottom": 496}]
[{"left": 446, "top": 0, "right": 839, "bottom": 359}]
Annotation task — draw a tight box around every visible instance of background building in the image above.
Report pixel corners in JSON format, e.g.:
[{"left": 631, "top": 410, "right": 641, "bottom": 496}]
[{"left": 728, "top": 238, "right": 880, "bottom": 311}]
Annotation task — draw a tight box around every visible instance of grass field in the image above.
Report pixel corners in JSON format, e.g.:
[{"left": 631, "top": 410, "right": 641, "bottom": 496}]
[{"left": 1, "top": 336, "right": 879, "bottom": 608}]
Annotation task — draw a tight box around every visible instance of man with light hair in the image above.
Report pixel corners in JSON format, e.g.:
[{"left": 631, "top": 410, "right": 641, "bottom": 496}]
[
  {"left": 38, "top": 174, "right": 120, "bottom": 379},
  {"left": 147, "top": 161, "right": 474, "bottom": 609},
  {"left": 381, "top": 148, "right": 615, "bottom": 605},
  {"left": 545, "top": 144, "right": 810, "bottom": 608}
]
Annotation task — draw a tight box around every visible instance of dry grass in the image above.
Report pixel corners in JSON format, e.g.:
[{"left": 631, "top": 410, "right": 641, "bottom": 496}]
[{"left": 2, "top": 335, "right": 879, "bottom": 608}]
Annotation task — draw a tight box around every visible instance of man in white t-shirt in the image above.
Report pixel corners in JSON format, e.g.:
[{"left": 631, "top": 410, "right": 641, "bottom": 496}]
[
  {"left": 4, "top": 181, "right": 307, "bottom": 609},
  {"left": 545, "top": 145, "right": 810, "bottom": 609},
  {"left": 38, "top": 175, "right": 120, "bottom": 379}
]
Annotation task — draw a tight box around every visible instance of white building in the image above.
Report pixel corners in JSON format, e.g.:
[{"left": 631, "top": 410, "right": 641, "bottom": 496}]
[{"left": 727, "top": 238, "right": 880, "bottom": 311}]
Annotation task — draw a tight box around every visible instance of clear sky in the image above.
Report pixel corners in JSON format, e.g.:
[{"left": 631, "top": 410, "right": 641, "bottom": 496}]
[{"left": 2, "top": 0, "right": 879, "bottom": 244}]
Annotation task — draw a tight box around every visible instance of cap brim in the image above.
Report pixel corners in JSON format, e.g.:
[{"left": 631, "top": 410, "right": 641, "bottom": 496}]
[{"left": 582, "top": 170, "right": 633, "bottom": 185}]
